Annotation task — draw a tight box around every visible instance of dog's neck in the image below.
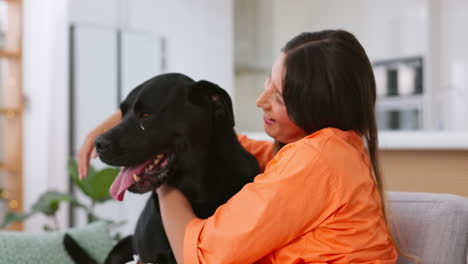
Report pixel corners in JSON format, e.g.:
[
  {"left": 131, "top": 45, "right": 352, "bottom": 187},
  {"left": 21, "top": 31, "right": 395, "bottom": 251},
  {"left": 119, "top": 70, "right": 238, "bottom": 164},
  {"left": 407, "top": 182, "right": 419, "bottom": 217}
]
[
  {"left": 210, "top": 126, "right": 244, "bottom": 153},
  {"left": 170, "top": 126, "right": 247, "bottom": 202}
]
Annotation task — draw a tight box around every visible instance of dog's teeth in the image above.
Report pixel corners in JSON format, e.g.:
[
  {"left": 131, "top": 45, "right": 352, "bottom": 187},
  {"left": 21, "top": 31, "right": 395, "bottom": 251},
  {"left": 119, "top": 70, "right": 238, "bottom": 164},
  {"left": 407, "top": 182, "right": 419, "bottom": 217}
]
[{"left": 133, "top": 174, "right": 141, "bottom": 182}]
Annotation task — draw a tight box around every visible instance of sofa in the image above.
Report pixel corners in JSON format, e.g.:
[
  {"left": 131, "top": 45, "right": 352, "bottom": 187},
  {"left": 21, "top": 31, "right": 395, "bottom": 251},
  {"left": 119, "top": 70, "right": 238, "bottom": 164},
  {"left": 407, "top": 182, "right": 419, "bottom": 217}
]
[
  {"left": 388, "top": 192, "right": 468, "bottom": 264},
  {"left": 0, "top": 221, "right": 114, "bottom": 263}
]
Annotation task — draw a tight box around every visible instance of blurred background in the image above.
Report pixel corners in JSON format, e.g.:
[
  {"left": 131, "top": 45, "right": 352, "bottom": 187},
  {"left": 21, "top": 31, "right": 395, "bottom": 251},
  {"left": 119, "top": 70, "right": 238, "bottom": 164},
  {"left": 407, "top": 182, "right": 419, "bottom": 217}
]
[{"left": 0, "top": 0, "right": 467, "bottom": 234}]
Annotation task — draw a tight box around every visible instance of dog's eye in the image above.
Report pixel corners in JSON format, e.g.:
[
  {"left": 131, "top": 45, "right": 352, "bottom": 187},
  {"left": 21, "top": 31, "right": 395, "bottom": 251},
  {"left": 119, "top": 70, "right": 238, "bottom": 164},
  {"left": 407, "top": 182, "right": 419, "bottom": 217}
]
[{"left": 140, "top": 113, "right": 152, "bottom": 119}]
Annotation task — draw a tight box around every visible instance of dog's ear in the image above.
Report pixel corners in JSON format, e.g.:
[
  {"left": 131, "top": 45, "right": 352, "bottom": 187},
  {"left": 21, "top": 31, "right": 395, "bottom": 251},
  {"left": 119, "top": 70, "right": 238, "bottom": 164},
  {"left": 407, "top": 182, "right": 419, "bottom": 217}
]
[
  {"left": 63, "top": 234, "right": 98, "bottom": 264},
  {"left": 103, "top": 235, "right": 134, "bottom": 264},
  {"left": 120, "top": 84, "right": 143, "bottom": 115},
  {"left": 189, "top": 80, "right": 235, "bottom": 127}
]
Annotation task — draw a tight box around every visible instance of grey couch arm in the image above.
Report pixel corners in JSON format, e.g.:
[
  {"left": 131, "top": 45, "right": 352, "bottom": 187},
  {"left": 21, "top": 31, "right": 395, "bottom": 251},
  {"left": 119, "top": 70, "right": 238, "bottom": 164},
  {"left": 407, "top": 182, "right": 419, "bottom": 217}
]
[{"left": 387, "top": 192, "right": 468, "bottom": 264}]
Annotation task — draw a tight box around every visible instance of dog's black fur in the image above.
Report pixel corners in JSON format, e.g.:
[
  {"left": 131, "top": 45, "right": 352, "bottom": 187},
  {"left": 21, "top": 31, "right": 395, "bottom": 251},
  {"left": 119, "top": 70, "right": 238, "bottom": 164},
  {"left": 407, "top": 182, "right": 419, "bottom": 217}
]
[
  {"left": 64, "top": 234, "right": 134, "bottom": 264},
  {"left": 63, "top": 234, "right": 98, "bottom": 264},
  {"left": 69, "top": 73, "right": 259, "bottom": 263}
]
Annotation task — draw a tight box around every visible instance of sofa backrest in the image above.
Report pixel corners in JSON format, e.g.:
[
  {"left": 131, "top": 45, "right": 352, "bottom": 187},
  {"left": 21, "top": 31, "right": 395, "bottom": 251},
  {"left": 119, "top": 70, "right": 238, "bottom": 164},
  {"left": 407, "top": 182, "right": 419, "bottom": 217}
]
[
  {"left": 0, "top": 221, "right": 113, "bottom": 264},
  {"left": 387, "top": 192, "right": 468, "bottom": 264}
]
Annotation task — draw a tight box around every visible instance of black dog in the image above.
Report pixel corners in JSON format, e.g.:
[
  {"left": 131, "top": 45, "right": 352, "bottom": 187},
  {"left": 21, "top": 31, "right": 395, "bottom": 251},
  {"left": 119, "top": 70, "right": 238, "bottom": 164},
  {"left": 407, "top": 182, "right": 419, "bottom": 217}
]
[{"left": 68, "top": 73, "right": 259, "bottom": 263}]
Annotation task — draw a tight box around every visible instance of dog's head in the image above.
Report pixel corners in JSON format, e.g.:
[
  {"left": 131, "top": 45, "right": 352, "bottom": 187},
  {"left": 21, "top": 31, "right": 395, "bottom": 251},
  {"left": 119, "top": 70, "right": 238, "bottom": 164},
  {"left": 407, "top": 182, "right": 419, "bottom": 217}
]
[{"left": 94, "top": 73, "right": 234, "bottom": 201}]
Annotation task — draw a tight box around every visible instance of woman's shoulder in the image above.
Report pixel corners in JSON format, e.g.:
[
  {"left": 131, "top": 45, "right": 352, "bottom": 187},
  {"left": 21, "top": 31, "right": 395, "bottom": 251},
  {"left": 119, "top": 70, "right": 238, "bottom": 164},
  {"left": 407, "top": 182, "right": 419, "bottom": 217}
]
[
  {"left": 271, "top": 127, "right": 367, "bottom": 176},
  {"left": 263, "top": 131, "right": 331, "bottom": 176},
  {"left": 256, "top": 129, "right": 348, "bottom": 188},
  {"left": 297, "top": 128, "right": 374, "bottom": 189},
  {"left": 296, "top": 127, "right": 365, "bottom": 157},
  {"left": 279, "top": 127, "right": 362, "bottom": 155}
]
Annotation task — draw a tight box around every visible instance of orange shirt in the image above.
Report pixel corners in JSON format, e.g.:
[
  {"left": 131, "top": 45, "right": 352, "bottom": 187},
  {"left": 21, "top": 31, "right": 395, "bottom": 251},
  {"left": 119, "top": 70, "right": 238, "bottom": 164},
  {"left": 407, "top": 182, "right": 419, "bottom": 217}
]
[
  {"left": 235, "top": 134, "right": 275, "bottom": 173},
  {"left": 184, "top": 127, "right": 398, "bottom": 264}
]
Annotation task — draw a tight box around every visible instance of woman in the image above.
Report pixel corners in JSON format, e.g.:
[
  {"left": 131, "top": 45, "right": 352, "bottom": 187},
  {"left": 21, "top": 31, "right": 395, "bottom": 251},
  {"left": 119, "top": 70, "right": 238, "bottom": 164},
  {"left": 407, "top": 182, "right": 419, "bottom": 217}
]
[{"left": 79, "top": 30, "right": 399, "bottom": 263}]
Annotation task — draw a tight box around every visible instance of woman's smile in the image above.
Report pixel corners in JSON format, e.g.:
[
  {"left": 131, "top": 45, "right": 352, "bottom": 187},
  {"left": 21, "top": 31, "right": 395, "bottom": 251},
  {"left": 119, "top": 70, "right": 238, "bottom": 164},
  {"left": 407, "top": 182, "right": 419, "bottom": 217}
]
[{"left": 263, "top": 114, "right": 276, "bottom": 125}]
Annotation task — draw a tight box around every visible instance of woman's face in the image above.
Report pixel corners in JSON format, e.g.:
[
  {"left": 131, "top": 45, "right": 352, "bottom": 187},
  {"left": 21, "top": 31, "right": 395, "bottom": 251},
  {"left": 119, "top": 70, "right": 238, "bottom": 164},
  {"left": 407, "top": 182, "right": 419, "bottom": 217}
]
[{"left": 256, "top": 53, "right": 307, "bottom": 144}]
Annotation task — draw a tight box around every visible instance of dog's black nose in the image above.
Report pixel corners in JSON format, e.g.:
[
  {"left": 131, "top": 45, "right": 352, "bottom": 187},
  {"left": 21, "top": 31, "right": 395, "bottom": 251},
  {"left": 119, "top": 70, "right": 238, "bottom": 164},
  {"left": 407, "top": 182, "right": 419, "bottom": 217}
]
[{"left": 94, "top": 136, "right": 112, "bottom": 153}]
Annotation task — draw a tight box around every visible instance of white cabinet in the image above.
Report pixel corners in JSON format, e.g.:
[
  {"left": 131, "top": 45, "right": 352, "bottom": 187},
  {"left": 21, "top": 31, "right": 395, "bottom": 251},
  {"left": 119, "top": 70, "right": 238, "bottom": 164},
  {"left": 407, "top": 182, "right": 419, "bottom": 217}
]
[{"left": 374, "top": 57, "right": 424, "bottom": 130}]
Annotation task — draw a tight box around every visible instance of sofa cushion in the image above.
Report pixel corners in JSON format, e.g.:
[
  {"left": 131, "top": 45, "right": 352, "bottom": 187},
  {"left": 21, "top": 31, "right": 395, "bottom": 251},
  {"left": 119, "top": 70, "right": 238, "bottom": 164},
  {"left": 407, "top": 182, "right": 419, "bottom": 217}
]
[
  {"left": 387, "top": 192, "right": 468, "bottom": 264},
  {"left": 0, "top": 221, "right": 113, "bottom": 264}
]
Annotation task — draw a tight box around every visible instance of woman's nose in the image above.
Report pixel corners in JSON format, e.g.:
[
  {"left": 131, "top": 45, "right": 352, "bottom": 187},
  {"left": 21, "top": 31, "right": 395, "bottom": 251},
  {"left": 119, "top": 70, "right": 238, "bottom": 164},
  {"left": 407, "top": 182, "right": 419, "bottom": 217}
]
[
  {"left": 256, "top": 90, "right": 269, "bottom": 109},
  {"left": 256, "top": 81, "right": 271, "bottom": 109}
]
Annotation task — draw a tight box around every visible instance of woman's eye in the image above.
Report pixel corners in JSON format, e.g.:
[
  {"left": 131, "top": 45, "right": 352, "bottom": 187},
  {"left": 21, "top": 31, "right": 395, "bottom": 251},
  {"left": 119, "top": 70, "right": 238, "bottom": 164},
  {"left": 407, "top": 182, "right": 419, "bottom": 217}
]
[{"left": 275, "top": 96, "right": 284, "bottom": 104}]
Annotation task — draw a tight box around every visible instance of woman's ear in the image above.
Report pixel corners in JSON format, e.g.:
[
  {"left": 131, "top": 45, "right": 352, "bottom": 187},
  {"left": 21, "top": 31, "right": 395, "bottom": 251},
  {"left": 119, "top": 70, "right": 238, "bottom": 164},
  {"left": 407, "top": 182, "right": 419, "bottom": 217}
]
[{"left": 189, "top": 80, "right": 235, "bottom": 128}]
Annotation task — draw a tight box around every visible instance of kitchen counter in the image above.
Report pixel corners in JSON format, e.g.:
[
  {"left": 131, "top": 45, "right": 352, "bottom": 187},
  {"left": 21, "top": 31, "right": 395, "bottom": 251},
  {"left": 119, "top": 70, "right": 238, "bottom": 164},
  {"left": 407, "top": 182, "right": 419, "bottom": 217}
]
[{"left": 242, "top": 131, "right": 468, "bottom": 150}]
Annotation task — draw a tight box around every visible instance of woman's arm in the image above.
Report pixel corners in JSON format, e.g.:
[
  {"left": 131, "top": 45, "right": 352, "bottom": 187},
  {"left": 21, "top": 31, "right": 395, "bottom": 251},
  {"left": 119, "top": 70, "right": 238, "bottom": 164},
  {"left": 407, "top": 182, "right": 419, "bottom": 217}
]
[
  {"left": 78, "top": 110, "right": 122, "bottom": 179},
  {"left": 157, "top": 144, "right": 337, "bottom": 264},
  {"left": 156, "top": 184, "right": 196, "bottom": 264}
]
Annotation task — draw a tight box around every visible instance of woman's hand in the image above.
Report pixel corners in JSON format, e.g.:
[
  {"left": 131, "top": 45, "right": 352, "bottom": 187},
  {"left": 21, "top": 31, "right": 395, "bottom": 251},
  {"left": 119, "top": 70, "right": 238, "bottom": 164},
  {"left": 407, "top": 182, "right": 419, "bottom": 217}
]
[
  {"left": 77, "top": 111, "right": 122, "bottom": 179},
  {"left": 78, "top": 131, "right": 99, "bottom": 179},
  {"left": 156, "top": 184, "right": 196, "bottom": 264}
]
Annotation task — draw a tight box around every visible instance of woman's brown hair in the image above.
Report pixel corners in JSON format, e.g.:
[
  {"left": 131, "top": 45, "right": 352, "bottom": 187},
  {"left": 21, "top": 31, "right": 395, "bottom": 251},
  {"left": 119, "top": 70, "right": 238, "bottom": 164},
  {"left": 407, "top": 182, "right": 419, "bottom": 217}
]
[{"left": 276, "top": 30, "right": 418, "bottom": 263}]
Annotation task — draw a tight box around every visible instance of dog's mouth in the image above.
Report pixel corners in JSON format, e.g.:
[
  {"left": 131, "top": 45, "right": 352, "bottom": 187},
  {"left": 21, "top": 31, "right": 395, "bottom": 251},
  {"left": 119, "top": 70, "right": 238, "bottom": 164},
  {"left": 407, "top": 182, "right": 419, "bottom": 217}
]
[{"left": 110, "top": 153, "right": 175, "bottom": 201}]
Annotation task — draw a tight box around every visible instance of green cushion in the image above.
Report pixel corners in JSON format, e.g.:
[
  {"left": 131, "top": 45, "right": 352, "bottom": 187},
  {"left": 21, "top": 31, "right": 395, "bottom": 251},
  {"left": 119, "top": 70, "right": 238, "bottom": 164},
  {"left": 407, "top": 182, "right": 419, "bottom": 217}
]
[{"left": 0, "top": 221, "right": 113, "bottom": 264}]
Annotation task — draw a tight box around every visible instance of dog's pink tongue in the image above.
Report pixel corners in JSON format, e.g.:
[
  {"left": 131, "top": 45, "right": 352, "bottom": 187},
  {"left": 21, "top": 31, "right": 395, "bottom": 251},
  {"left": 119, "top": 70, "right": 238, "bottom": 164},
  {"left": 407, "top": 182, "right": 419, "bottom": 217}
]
[{"left": 110, "top": 161, "right": 151, "bottom": 201}]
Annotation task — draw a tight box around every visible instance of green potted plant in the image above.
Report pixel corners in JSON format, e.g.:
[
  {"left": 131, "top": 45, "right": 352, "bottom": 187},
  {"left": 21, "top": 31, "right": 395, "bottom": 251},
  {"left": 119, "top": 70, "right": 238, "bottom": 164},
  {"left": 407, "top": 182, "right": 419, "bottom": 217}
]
[{"left": 1, "top": 160, "right": 120, "bottom": 230}]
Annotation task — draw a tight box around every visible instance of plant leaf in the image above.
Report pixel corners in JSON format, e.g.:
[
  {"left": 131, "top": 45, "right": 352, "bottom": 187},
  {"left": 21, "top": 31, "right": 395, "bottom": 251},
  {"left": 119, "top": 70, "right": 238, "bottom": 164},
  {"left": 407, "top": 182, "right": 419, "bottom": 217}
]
[
  {"left": 68, "top": 159, "right": 96, "bottom": 179},
  {"left": 2, "top": 211, "right": 34, "bottom": 229},
  {"left": 68, "top": 159, "right": 90, "bottom": 196},
  {"left": 69, "top": 159, "right": 119, "bottom": 202},
  {"left": 1, "top": 191, "right": 91, "bottom": 228},
  {"left": 68, "top": 159, "right": 79, "bottom": 180},
  {"left": 68, "top": 195, "right": 89, "bottom": 211},
  {"left": 31, "top": 191, "right": 74, "bottom": 216},
  {"left": 80, "top": 168, "right": 119, "bottom": 202}
]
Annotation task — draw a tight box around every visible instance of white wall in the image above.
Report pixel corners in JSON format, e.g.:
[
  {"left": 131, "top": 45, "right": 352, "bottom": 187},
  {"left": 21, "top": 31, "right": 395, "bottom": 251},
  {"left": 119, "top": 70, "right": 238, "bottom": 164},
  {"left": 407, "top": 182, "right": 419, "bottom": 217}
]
[
  {"left": 123, "top": 0, "right": 234, "bottom": 94},
  {"left": 23, "top": 0, "right": 70, "bottom": 231},
  {"left": 22, "top": 0, "right": 233, "bottom": 232},
  {"left": 234, "top": 0, "right": 273, "bottom": 71},
  {"left": 272, "top": 0, "right": 428, "bottom": 68},
  {"left": 437, "top": 0, "right": 468, "bottom": 130},
  {"left": 68, "top": 0, "right": 233, "bottom": 94}
]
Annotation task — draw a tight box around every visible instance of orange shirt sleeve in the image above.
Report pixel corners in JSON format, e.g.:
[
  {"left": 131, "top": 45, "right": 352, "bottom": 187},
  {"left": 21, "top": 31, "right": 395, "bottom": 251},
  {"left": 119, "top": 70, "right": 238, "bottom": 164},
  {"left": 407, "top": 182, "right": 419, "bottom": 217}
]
[
  {"left": 183, "top": 142, "right": 341, "bottom": 264},
  {"left": 236, "top": 134, "right": 275, "bottom": 172}
]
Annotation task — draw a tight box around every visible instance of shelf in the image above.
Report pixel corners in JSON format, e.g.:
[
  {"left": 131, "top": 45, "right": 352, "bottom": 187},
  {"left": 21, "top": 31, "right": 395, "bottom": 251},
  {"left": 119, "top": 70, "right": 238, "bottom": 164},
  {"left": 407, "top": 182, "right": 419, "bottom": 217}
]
[
  {"left": 0, "top": 161, "right": 19, "bottom": 172},
  {"left": 241, "top": 131, "right": 468, "bottom": 150},
  {"left": 372, "top": 56, "right": 423, "bottom": 67},
  {"left": 376, "top": 95, "right": 424, "bottom": 111},
  {"left": 379, "top": 131, "right": 468, "bottom": 150},
  {"left": 0, "top": 50, "right": 21, "bottom": 59},
  {"left": 0, "top": 107, "right": 22, "bottom": 118}
]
